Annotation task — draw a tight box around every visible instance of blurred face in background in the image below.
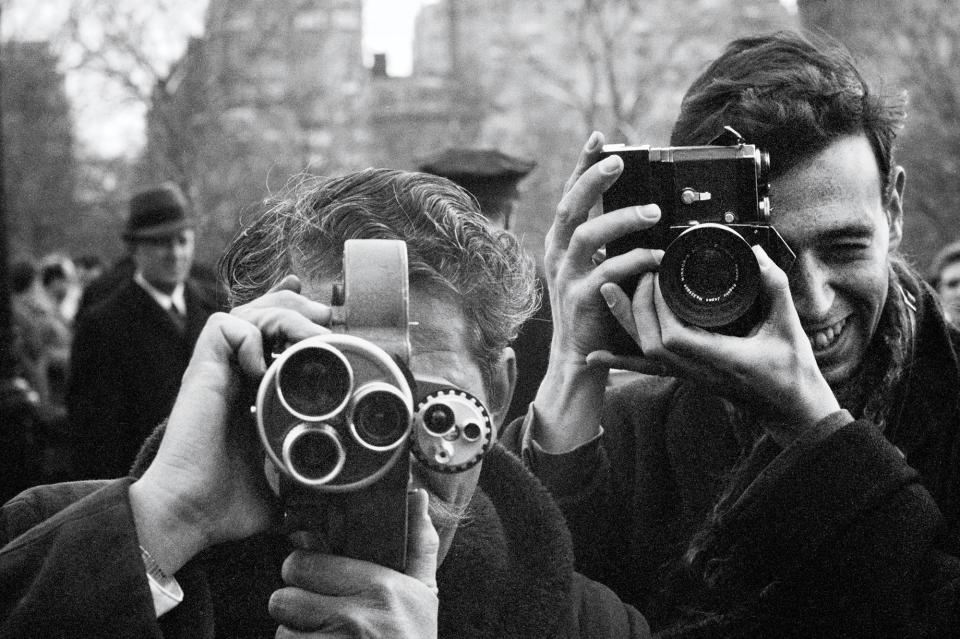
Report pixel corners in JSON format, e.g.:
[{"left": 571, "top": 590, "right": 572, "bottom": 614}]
[
  {"left": 937, "top": 260, "right": 960, "bottom": 321},
  {"left": 132, "top": 229, "right": 195, "bottom": 293}
]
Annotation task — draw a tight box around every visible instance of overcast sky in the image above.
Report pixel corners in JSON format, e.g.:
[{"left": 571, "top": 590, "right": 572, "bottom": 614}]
[
  {"left": 3, "top": 0, "right": 795, "bottom": 159},
  {"left": 2, "top": 0, "right": 431, "bottom": 158}
]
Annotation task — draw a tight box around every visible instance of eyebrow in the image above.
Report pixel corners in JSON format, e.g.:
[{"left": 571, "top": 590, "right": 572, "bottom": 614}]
[{"left": 818, "top": 223, "right": 876, "bottom": 243}]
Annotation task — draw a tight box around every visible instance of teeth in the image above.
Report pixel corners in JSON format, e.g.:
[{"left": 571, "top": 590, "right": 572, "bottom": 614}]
[{"left": 807, "top": 319, "right": 845, "bottom": 351}]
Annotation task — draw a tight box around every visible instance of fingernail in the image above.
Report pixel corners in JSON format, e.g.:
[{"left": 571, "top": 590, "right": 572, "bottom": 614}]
[
  {"left": 637, "top": 205, "right": 660, "bottom": 220},
  {"left": 586, "top": 131, "right": 602, "bottom": 151},
  {"left": 600, "top": 285, "right": 616, "bottom": 308},
  {"left": 600, "top": 155, "right": 622, "bottom": 174}
]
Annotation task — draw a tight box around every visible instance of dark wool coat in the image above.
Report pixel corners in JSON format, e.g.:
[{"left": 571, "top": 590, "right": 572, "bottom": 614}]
[
  {"left": 503, "top": 280, "right": 960, "bottom": 637},
  {"left": 67, "top": 278, "right": 218, "bottom": 479},
  {"left": 0, "top": 445, "right": 650, "bottom": 639}
]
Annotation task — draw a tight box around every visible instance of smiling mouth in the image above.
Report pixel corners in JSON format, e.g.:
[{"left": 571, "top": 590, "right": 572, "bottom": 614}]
[{"left": 805, "top": 317, "right": 847, "bottom": 352}]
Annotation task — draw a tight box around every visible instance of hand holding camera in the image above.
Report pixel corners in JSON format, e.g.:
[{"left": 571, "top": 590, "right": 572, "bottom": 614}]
[
  {"left": 592, "top": 244, "right": 840, "bottom": 445},
  {"left": 129, "top": 275, "right": 331, "bottom": 579},
  {"left": 535, "top": 131, "right": 839, "bottom": 452},
  {"left": 599, "top": 126, "right": 795, "bottom": 349}
]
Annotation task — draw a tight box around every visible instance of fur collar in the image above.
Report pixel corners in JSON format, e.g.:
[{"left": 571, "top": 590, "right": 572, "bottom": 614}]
[
  {"left": 134, "top": 435, "right": 577, "bottom": 638},
  {"left": 437, "top": 444, "right": 575, "bottom": 638}
]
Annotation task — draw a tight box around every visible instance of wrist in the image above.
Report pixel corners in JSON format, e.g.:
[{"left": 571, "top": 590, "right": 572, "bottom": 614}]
[
  {"left": 764, "top": 377, "right": 841, "bottom": 448},
  {"left": 532, "top": 357, "right": 607, "bottom": 452},
  {"left": 129, "top": 476, "right": 211, "bottom": 577}
]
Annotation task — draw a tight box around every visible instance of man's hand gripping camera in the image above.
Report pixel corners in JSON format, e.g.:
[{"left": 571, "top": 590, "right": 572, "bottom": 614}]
[{"left": 601, "top": 127, "right": 796, "bottom": 353}]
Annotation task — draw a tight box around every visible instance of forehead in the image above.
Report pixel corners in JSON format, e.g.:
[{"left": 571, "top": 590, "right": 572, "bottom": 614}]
[
  {"left": 136, "top": 229, "right": 195, "bottom": 247},
  {"left": 303, "top": 278, "right": 485, "bottom": 400},
  {"left": 770, "top": 136, "right": 886, "bottom": 243},
  {"left": 941, "top": 261, "right": 960, "bottom": 279}
]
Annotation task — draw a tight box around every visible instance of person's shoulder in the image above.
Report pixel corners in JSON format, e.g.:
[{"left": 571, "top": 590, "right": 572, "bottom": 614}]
[
  {"left": 567, "top": 572, "right": 653, "bottom": 638},
  {"left": 2, "top": 480, "right": 115, "bottom": 544},
  {"left": 75, "top": 279, "right": 139, "bottom": 328},
  {"left": 186, "top": 276, "right": 226, "bottom": 313}
]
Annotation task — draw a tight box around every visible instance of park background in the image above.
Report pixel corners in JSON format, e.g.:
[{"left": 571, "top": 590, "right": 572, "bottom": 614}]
[{"left": 2, "top": 0, "right": 958, "bottom": 273}]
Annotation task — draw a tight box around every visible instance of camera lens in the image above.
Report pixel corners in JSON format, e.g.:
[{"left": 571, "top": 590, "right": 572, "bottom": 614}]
[
  {"left": 350, "top": 383, "right": 411, "bottom": 451},
  {"left": 276, "top": 345, "right": 352, "bottom": 420},
  {"left": 461, "top": 421, "right": 482, "bottom": 442},
  {"left": 422, "top": 403, "right": 455, "bottom": 436},
  {"left": 659, "top": 223, "right": 760, "bottom": 332},
  {"left": 681, "top": 245, "right": 739, "bottom": 300},
  {"left": 282, "top": 424, "right": 345, "bottom": 485}
]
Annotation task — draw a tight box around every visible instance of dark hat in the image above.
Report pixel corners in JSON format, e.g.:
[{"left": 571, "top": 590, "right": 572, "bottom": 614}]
[
  {"left": 124, "top": 184, "right": 194, "bottom": 241},
  {"left": 417, "top": 148, "right": 537, "bottom": 200}
]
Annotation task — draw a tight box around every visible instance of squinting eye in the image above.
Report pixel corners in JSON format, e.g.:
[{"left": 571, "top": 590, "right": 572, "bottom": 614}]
[{"left": 830, "top": 243, "right": 870, "bottom": 258}]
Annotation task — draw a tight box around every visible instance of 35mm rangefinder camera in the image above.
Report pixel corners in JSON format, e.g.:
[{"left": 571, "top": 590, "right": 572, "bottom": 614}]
[
  {"left": 600, "top": 127, "right": 795, "bottom": 353},
  {"left": 254, "top": 239, "right": 493, "bottom": 571}
]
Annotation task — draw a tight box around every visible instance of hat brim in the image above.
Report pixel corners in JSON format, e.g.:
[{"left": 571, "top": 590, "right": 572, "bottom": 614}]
[{"left": 123, "top": 219, "right": 193, "bottom": 241}]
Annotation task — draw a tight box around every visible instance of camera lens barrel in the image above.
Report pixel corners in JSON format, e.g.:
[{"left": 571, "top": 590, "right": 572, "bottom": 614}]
[
  {"left": 282, "top": 423, "right": 346, "bottom": 486},
  {"left": 275, "top": 343, "right": 353, "bottom": 422},
  {"left": 349, "top": 382, "right": 413, "bottom": 451},
  {"left": 659, "top": 223, "right": 761, "bottom": 331},
  {"left": 256, "top": 334, "right": 414, "bottom": 491}
]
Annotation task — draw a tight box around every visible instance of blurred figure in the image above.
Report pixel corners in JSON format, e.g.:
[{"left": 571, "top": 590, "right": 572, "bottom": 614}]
[
  {"left": 9, "top": 258, "right": 73, "bottom": 482},
  {"left": 67, "top": 184, "right": 219, "bottom": 479},
  {"left": 40, "top": 254, "right": 80, "bottom": 325},
  {"left": 417, "top": 148, "right": 536, "bottom": 231},
  {"left": 9, "top": 259, "right": 71, "bottom": 415},
  {"left": 75, "top": 252, "right": 134, "bottom": 319},
  {"left": 73, "top": 254, "right": 104, "bottom": 290},
  {"left": 929, "top": 239, "right": 960, "bottom": 322},
  {"left": 417, "top": 148, "right": 548, "bottom": 422}
]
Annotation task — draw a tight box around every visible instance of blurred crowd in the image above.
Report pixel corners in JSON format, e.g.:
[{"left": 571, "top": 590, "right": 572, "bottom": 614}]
[{"left": 7, "top": 252, "right": 101, "bottom": 482}]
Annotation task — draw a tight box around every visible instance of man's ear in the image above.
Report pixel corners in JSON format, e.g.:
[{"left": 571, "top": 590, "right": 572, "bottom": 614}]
[
  {"left": 486, "top": 347, "right": 517, "bottom": 433},
  {"left": 886, "top": 165, "right": 906, "bottom": 251}
]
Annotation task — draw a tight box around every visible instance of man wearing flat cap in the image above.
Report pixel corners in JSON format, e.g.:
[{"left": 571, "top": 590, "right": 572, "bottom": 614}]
[
  {"left": 418, "top": 148, "right": 548, "bottom": 422},
  {"left": 68, "top": 184, "right": 218, "bottom": 479},
  {"left": 417, "top": 148, "right": 536, "bottom": 231}
]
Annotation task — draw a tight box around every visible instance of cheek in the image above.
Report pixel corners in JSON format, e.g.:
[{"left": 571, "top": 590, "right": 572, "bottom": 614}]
[{"left": 839, "top": 260, "right": 890, "bottom": 321}]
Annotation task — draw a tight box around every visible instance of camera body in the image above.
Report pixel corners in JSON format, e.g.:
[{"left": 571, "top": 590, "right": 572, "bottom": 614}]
[
  {"left": 600, "top": 128, "right": 795, "bottom": 353},
  {"left": 255, "top": 239, "right": 493, "bottom": 571}
]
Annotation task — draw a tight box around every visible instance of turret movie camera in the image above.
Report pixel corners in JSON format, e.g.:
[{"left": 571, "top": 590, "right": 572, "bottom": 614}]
[
  {"left": 254, "top": 239, "right": 493, "bottom": 571},
  {"left": 600, "top": 127, "right": 795, "bottom": 353}
]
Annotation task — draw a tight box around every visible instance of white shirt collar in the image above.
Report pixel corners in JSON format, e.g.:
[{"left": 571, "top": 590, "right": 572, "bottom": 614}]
[{"left": 134, "top": 271, "right": 187, "bottom": 316}]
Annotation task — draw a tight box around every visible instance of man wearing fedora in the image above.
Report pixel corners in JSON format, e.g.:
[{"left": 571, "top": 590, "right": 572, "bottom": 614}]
[{"left": 68, "top": 184, "right": 218, "bottom": 479}]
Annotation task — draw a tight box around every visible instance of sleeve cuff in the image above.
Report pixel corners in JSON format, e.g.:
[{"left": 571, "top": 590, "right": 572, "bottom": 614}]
[
  {"left": 771, "top": 409, "right": 855, "bottom": 471},
  {"left": 519, "top": 407, "right": 605, "bottom": 495}
]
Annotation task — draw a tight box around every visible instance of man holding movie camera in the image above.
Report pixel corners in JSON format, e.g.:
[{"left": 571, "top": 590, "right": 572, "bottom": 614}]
[
  {"left": 504, "top": 31, "right": 960, "bottom": 636},
  {"left": 0, "top": 169, "right": 652, "bottom": 638}
]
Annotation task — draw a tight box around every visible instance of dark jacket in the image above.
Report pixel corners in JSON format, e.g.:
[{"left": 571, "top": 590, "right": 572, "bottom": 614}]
[
  {"left": 0, "top": 445, "right": 650, "bottom": 639},
  {"left": 503, "top": 282, "right": 960, "bottom": 637},
  {"left": 67, "top": 278, "right": 217, "bottom": 478}
]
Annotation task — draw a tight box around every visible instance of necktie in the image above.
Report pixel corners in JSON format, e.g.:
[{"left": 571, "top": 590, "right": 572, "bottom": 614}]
[{"left": 167, "top": 303, "right": 186, "bottom": 333}]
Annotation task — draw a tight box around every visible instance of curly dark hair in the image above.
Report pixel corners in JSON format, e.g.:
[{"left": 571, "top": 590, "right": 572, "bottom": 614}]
[
  {"left": 671, "top": 30, "right": 906, "bottom": 201},
  {"left": 218, "top": 168, "right": 539, "bottom": 392}
]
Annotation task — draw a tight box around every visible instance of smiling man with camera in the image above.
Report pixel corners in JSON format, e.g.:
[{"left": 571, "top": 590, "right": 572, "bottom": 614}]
[
  {"left": 0, "top": 169, "right": 655, "bottom": 638},
  {"left": 504, "top": 31, "right": 960, "bottom": 636}
]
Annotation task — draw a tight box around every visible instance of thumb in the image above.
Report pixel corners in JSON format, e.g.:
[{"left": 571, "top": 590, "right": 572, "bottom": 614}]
[{"left": 405, "top": 488, "right": 440, "bottom": 595}]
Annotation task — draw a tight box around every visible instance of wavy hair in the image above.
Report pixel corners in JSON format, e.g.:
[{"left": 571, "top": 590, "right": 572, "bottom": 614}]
[
  {"left": 671, "top": 30, "right": 906, "bottom": 201},
  {"left": 218, "top": 168, "right": 539, "bottom": 392}
]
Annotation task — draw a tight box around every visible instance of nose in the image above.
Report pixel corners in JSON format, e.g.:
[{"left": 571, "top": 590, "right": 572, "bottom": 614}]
[{"left": 788, "top": 252, "right": 835, "bottom": 320}]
